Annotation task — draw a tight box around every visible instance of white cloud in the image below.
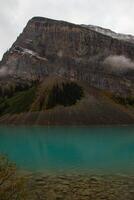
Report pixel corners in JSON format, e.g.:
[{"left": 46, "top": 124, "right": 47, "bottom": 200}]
[
  {"left": 104, "top": 55, "right": 134, "bottom": 72},
  {"left": 0, "top": 0, "right": 134, "bottom": 60}
]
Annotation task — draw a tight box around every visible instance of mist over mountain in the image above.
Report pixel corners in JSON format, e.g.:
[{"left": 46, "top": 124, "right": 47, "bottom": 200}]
[{"left": 0, "top": 17, "right": 133, "bottom": 125}]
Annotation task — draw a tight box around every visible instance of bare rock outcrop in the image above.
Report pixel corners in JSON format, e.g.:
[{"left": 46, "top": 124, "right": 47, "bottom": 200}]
[{"left": 0, "top": 17, "right": 134, "bottom": 97}]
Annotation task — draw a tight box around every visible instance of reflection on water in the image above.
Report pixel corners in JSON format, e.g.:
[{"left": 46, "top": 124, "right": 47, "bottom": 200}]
[{"left": 0, "top": 126, "right": 134, "bottom": 174}]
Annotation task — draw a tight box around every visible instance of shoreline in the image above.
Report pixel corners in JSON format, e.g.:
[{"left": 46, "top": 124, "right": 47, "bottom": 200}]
[
  {"left": 21, "top": 172, "right": 134, "bottom": 200},
  {"left": 0, "top": 123, "right": 134, "bottom": 128}
]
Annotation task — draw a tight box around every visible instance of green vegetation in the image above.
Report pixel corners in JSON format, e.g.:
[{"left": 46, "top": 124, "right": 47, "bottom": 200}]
[
  {"left": 0, "top": 77, "right": 84, "bottom": 115},
  {"left": 0, "top": 81, "right": 36, "bottom": 98},
  {"left": 0, "top": 86, "right": 36, "bottom": 115},
  {"left": 0, "top": 155, "right": 30, "bottom": 200},
  {"left": 113, "top": 95, "right": 134, "bottom": 107},
  {"left": 44, "top": 82, "right": 84, "bottom": 109},
  {"left": 31, "top": 78, "right": 84, "bottom": 111}
]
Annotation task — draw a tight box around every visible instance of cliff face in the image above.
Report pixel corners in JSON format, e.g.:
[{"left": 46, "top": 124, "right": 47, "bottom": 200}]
[
  {"left": 0, "top": 17, "right": 134, "bottom": 125},
  {"left": 82, "top": 24, "right": 134, "bottom": 44},
  {"left": 0, "top": 17, "right": 134, "bottom": 97}
]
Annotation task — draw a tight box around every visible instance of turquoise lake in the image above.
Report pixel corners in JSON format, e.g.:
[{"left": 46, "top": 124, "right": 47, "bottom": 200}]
[{"left": 0, "top": 126, "right": 134, "bottom": 174}]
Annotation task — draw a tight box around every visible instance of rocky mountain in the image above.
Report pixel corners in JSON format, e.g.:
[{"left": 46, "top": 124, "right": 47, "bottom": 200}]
[
  {"left": 82, "top": 24, "right": 134, "bottom": 44},
  {"left": 0, "top": 17, "right": 133, "bottom": 125}
]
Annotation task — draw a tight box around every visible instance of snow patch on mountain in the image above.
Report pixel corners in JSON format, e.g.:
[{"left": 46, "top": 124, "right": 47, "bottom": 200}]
[
  {"left": 11, "top": 46, "right": 48, "bottom": 61},
  {"left": 82, "top": 25, "right": 134, "bottom": 44}
]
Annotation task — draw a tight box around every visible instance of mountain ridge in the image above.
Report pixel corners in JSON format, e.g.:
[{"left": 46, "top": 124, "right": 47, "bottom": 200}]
[
  {"left": 1, "top": 16, "right": 134, "bottom": 94},
  {"left": 82, "top": 24, "right": 134, "bottom": 44},
  {"left": 0, "top": 16, "right": 133, "bottom": 125}
]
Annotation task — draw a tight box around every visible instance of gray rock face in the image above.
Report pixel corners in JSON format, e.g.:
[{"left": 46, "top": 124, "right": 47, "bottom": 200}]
[
  {"left": 82, "top": 24, "right": 134, "bottom": 44},
  {"left": 0, "top": 17, "right": 134, "bottom": 97}
]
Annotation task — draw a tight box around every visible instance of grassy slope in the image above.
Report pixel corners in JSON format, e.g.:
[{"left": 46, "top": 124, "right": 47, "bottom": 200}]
[
  {"left": 0, "top": 87, "right": 36, "bottom": 115},
  {"left": 0, "top": 77, "right": 133, "bottom": 125}
]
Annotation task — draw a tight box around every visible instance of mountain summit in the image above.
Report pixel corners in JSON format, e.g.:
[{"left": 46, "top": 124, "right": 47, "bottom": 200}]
[{"left": 0, "top": 17, "right": 133, "bottom": 125}]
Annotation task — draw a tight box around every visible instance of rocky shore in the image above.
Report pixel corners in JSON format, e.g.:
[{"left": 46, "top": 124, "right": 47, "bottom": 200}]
[
  {"left": 0, "top": 155, "right": 134, "bottom": 199},
  {"left": 25, "top": 173, "right": 134, "bottom": 200}
]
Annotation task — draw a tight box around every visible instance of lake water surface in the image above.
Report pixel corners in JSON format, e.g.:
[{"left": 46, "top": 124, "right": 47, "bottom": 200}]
[{"left": 0, "top": 126, "right": 134, "bottom": 175}]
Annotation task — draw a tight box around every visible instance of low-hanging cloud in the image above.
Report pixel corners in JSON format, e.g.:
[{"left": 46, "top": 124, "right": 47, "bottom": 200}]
[
  {"left": 0, "top": 66, "right": 8, "bottom": 77},
  {"left": 0, "top": 66, "right": 13, "bottom": 77},
  {"left": 103, "top": 55, "right": 134, "bottom": 72}
]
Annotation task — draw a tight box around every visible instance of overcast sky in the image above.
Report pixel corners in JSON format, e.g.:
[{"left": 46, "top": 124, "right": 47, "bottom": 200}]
[{"left": 0, "top": 0, "right": 134, "bottom": 59}]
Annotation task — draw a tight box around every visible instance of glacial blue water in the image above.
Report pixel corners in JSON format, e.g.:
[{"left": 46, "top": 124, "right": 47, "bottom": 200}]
[{"left": 0, "top": 126, "right": 134, "bottom": 174}]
